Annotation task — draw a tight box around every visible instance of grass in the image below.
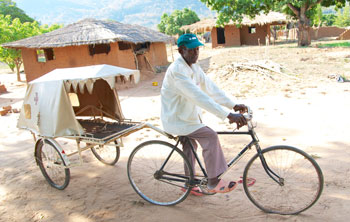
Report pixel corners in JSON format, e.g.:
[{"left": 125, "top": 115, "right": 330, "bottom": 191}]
[{"left": 316, "top": 41, "right": 350, "bottom": 48}]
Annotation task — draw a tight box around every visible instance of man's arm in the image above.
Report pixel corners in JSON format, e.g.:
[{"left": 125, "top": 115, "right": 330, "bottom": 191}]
[
  {"left": 197, "top": 66, "right": 236, "bottom": 109},
  {"left": 197, "top": 66, "right": 248, "bottom": 128},
  {"left": 172, "top": 70, "right": 230, "bottom": 120}
]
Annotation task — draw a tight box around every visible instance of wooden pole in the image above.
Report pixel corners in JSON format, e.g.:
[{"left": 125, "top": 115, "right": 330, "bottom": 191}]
[{"left": 170, "top": 43, "right": 174, "bottom": 62}]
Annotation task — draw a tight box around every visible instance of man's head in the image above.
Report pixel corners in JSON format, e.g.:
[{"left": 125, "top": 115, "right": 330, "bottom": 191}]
[{"left": 177, "top": 34, "right": 204, "bottom": 66}]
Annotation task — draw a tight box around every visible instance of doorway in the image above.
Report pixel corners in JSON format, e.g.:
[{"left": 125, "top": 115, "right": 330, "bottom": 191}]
[{"left": 217, "top": 27, "right": 226, "bottom": 44}]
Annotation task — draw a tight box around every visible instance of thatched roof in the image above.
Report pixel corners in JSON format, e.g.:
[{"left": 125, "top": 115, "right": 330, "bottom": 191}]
[
  {"left": 3, "top": 18, "right": 172, "bottom": 49},
  {"left": 181, "top": 12, "right": 289, "bottom": 33}
]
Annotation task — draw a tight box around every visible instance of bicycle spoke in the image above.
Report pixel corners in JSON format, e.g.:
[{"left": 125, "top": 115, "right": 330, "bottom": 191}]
[
  {"left": 127, "top": 140, "right": 193, "bottom": 206},
  {"left": 244, "top": 146, "right": 323, "bottom": 215},
  {"left": 35, "top": 140, "right": 70, "bottom": 190}
]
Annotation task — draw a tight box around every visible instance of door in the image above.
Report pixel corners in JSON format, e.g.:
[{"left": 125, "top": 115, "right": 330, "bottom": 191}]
[{"left": 217, "top": 27, "right": 226, "bottom": 44}]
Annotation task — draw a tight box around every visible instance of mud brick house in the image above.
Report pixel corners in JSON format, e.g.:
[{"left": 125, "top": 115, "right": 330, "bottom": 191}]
[
  {"left": 181, "top": 12, "right": 289, "bottom": 48},
  {"left": 3, "top": 19, "right": 171, "bottom": 82}
]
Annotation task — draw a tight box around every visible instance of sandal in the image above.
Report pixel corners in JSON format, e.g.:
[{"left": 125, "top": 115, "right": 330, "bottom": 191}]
[
  {"left": 237, "top": 176, "right": 256, "bottom": 187},
  {"left": 181, "top": 186, "right": 204, "bottom": 196},
  {"left": 207, "top": 179, "right": 237, "bottom": 194}
]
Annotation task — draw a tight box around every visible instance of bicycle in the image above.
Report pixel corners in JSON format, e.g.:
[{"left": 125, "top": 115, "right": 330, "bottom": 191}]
[{"left": 127, "top": 107, "right": 324, "bottom": 215}]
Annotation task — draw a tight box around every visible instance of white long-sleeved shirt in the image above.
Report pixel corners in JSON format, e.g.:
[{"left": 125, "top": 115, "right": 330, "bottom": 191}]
[{"left": 161, "top": 56, "right": 236, "bottom": 136}]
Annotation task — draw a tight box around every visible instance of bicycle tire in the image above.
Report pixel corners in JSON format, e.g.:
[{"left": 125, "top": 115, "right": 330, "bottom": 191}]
[
  {"left": 243, "top": 145, "right": 323, "bottom": 215},
  {"left": 91, "top": 141, "right": 120, "bottom": 165},
  {"left": 35, "top": 139, "right": 70, "bottom": 190},
  {"left": 127, "top": 140, "right": 194, "bottom": 206}
]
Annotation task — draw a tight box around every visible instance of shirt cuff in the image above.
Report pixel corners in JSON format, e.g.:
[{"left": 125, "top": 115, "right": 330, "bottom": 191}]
[
  {"left": 226, "top": 100, "right": 236, "bottom": 110},
  {"left": 218, "top": 108, "right": 231, "bottom": 121}
]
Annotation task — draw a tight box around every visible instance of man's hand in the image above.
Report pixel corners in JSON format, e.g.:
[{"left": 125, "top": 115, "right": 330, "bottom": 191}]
[
  {"left": 227, "top": 113, "right": 247, "bottom": 129},
  {"left": 233, "top": 104, "right": 248, "bottom": 114}
]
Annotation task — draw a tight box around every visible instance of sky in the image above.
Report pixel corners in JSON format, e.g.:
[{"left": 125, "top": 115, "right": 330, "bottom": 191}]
[{"left": 14, "top": 0, "right": 215, "bottom": 28}]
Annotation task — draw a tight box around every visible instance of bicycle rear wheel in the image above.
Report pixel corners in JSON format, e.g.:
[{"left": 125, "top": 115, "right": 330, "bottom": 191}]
[
  {"left": 243, "top": 145, "right": 323, "bottom": 215},
  {"left": 91, "top": 141, "right": 120, "bottom": 165},
  {"left": 127, "top": 140, "right": 193, "bottom": 206}
]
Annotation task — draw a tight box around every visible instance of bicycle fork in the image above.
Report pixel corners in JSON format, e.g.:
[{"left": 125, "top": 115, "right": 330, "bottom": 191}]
[{"left": 255, "top": 143, "right": 285, "bottom": 186}]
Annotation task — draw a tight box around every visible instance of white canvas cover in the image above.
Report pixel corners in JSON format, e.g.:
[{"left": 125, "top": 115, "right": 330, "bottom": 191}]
[{"left": 17, "top": 64, "right": 140, "bottom": 137}]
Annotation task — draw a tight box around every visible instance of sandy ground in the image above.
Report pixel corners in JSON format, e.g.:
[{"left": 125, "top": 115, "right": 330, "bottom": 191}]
[{"left": 1, "top": 41, "right": 350, "bottom": 222}]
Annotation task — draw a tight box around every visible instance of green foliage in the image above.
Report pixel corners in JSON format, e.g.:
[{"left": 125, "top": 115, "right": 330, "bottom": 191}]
[
  {"left": 311, "top": 4, "right": 323, "bottom": 26},
  {"left": 201, "top": 0, "right": 349, "bottom": 25},
  {"left": 316, "top": 41, "right": 350, "bottom": 47},
  {"left": 334, "top": 4, "right": 350, "bottom": 26},
  {"left": 0, "top": 0, "right": 34, "bottom": 23},
  {"left": 40, "top": 23, "right": 63, "bottom": 33},
  {"left": 0, "top": 14, "right": 62, "bottom": 81},
  {"left": 322, "top": 14, "right": 337, "bottom": 26},
  {"left": 200, "top": 0, "right": 349, "bottom": 46},
  {"left": 157, "top": 8, "right": 200, "bottom": 35}
]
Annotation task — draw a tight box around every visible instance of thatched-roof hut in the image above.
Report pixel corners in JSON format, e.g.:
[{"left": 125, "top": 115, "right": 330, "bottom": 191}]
[
  {"left": 3, "top": 18, "right": 172, "bottom": 82},
  {"left": 181, "top": 12, "right": 289, "bottom": 47}
]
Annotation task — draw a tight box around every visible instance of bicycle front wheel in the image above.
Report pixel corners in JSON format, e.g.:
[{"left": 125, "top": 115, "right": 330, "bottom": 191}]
[
  {"left": 243, "top": 145, "right": 323, "bottom": 215},
  {"left": 127, "top": 140, "right": 193, "bottom": 206},
  {"left": 35, "top": 139, "right": 70, "bottom": 190}
]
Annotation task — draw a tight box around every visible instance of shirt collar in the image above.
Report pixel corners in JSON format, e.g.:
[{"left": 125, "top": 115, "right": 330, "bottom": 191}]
[{"left": 178, "top": 55, "right": 196, "bottom": 72}]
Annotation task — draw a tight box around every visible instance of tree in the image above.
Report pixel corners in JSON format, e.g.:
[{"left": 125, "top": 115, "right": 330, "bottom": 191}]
[
  {"left": 334, "top": 4, "right": 350, "bottom": 26},
  {"left": 0, "top": 15, "right": 62, "bottom": 81},
  {"left": 311, "top": 4, "right": 323, "bottom": 26},
  {"left": 0, "top": 0, "right": 34, "bottom": 23},
  {"left": 200, "top": 0, "right": 349, "bottom": 46},
  {"left": 158, "top": 8, "right": 200, "bottom": 35}
]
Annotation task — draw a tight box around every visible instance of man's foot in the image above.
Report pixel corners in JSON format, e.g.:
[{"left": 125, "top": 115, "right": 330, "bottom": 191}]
[{"left": 207, "top": 179, "right": 237, "bottom": 193}]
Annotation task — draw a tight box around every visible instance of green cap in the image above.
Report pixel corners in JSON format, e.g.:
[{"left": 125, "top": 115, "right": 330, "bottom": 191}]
[{"left": 177, "top": 34, "right": 204, "bottom": 49}]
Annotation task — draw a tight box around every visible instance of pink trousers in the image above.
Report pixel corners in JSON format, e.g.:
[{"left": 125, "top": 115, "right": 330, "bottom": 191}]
[{"left": 181, "top": 126, "right": 228, "bottom": 179}]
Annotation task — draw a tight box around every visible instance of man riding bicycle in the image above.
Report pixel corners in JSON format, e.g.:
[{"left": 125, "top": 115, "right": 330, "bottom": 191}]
[{"left": 160, "top": 34, "right": 248, "bottom": 194}]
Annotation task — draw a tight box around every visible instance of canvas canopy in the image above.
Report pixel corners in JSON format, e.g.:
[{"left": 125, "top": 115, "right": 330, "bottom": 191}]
[{"left": 17, "top": 64, "right": 140, "bottom": 137}]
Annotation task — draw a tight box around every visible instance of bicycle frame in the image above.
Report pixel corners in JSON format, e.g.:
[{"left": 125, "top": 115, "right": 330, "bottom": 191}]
[{"left": 158, "top": 127, "right": 284, "bottom": 187}]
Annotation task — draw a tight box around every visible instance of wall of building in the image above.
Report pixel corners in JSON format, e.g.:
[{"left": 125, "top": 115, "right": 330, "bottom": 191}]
[
  {"left": 21, "top": 41, "right": 168, "bottom": 82},
  {"left": 211, "top": 25, "right": 269, "bottom": 48},
  {"left": 224, "top": 25, "right": 241, "bottom": 47},
  {"left": 311, "top": 26, "right": 347, "bottom": 40},
  {"left": 211, "top": 26, "right": 241, "bottom": 48},
  {"left": 147, "top": 42, "right": 168, "bottom": 66},
  {"left": 135, "top": 42, "right": 169, "bottom": 71},
  {"left": 211, "top": 27, "right": 219, "bottom": 48},
  {"left": 240, "top": 25, "right": 268, "bottom": 45}
]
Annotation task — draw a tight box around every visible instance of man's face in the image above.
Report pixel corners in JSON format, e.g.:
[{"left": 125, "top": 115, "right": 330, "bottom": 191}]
[{"left": 179, "top": 46, "right": 199, "bottom": 65}]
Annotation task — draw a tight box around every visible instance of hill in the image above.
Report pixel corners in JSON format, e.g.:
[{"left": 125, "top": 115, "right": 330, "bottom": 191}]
[{"left": 15, "top": 0, "right": 215, "bottom": 28}]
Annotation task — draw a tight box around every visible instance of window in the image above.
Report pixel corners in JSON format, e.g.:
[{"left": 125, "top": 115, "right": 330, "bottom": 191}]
[
  {"left": 44, "top": 48, "right": 55, "bottom": 60},
  {"left": 68, "top": 93, "right": 80, "bottom": 107},
  {"left": 249, "top": 27, "right": 256, "bottom": 34},
  {"left": 134, "top": 42, "right": 150, "bottom": 51},
  {"left": 118, "top": 42, "right": 131, "bottom": 50},
  {"left": 133, "top": 42, "right": 150, "bottom": 54},
  {"left": 24, "top": 104, "right": 31, "bottom": 119},
  {"left": 36, "top": 48, "right": 55, "bottom": 62},
  {"left": 36, "top": 50, "right": 46, "bottom": 62},
  {"left": 88, "top": 44, "right": 111, "bottom": 56}
]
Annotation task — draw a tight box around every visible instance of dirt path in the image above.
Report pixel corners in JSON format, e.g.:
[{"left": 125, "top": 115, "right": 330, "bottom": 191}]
[{"left": 1, "top": 42, "right": 350, "bottom": 221}]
